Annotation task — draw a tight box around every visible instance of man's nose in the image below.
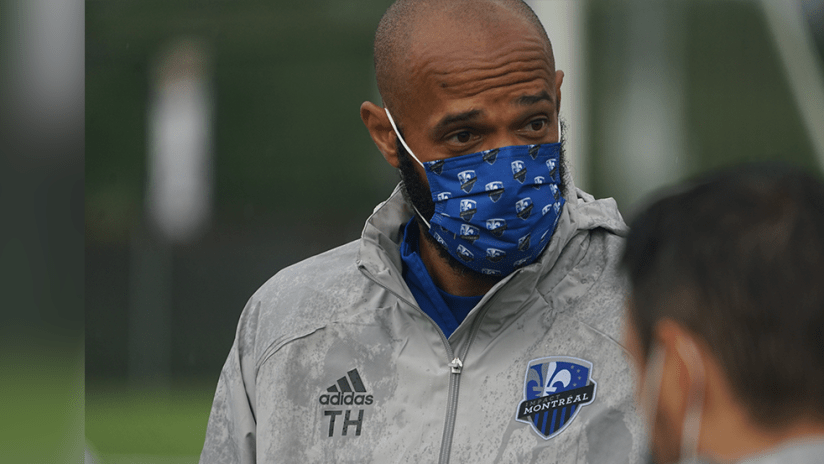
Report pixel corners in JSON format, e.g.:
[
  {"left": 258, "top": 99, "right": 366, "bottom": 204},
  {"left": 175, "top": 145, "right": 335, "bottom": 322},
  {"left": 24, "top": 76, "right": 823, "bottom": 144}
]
[{"left": 485, "top": 132, "right": 524, "bottom": 151}]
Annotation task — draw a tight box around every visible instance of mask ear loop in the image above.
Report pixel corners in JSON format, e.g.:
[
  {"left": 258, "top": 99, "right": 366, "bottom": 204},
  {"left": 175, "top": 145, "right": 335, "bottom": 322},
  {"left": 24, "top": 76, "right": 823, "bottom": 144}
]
[
  {"left": 384, "top": 108, "right": 432, "bottom": 229},
  {"left": 640, "top": 343, "right": 667, "bottom": 462},
  {"left": 385, "top": 108, "right": 424, "bottom": 168},
  {"left": 676, "top": 338, "right": 706, "bottom": 464}
]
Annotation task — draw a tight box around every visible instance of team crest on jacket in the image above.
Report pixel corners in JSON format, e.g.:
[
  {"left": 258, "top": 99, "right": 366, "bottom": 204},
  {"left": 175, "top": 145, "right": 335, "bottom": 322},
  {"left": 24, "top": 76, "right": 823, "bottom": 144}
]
[{"left": 515, "top": 356, "right": 597, "bottom": 440}]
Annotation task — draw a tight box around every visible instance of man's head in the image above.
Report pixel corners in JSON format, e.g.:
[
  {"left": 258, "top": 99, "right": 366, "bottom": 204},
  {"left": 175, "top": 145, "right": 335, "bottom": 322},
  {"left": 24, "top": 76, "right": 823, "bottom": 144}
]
[
  {"left": 361, "top": 0, "right": 566, "bottom": 278},
  {"left": 621, "top": 164, "right": 824, "bottom": 463},
  {"left": 372, "top": 0, "right": 555, "bottom": 115}
]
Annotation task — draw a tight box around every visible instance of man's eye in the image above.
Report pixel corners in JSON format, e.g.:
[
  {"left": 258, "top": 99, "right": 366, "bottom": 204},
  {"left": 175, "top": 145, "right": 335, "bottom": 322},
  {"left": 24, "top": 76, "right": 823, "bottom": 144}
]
[
  {"left": 528, "top": 119, "right": 547, "bottom": 131},
  {"left": 452, "top": 131, "right": 472, "bottom": 143}
]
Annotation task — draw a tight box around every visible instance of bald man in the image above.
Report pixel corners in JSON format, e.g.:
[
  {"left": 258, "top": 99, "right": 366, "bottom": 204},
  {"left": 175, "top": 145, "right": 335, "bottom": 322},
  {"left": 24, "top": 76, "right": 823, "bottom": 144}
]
[{"left": 201, "top": 1, "right": 641, "bottom": 462}]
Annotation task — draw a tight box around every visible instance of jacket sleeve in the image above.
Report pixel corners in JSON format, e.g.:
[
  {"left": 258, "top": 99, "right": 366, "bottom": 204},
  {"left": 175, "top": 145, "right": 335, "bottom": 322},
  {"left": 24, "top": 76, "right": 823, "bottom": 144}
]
[{"left": 200, "top": 301, "right": 260, "bottom": 464}]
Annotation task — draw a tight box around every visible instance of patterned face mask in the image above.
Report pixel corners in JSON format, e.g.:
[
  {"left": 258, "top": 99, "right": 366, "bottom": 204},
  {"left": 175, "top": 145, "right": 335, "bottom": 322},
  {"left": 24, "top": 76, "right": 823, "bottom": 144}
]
[{"left": 385, "top": 108, "right": 565, "bottom": 276}]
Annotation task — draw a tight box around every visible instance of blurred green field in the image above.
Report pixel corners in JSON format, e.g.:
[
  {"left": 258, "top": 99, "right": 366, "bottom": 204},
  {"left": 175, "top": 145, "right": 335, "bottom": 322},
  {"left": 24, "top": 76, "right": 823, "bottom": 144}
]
[
  {"left": 0, "top": 343, "right": 83, "bottom": 463},
  {"left": 86, "top": 380, "right": 216, "bottom": 463}
]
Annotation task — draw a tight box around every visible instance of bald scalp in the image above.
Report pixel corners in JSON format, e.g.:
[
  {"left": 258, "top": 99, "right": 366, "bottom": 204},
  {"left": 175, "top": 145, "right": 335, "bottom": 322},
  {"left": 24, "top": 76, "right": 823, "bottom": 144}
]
[{"left": 374, "top": 0, "right": 553, "bottom": 112}]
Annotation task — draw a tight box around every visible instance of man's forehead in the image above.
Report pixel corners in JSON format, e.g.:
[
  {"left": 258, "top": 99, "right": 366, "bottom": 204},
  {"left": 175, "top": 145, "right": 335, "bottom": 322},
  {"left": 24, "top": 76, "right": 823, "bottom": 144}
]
[
  {"left": 402, "top": 19, "right": 547, "bottom": 96},
  {"left": 408, "top": 41, "right": 554, "bottom": 121},
  {"left": 409, "top": 7, "right": 551, "bottom": 67},
  {"left": 381, "top": 2, "right": 557, "bottom": 128}
]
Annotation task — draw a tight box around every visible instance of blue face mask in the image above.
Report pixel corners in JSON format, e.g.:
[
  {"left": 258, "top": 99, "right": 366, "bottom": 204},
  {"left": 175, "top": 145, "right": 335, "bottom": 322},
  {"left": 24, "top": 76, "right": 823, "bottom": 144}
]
[{"left": 385, "top": 109, "right": 565, "bottom": 276}]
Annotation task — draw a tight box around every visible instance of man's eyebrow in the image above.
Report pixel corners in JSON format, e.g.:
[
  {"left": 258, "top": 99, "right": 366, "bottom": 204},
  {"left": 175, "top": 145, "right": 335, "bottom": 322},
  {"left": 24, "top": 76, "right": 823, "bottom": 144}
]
[
  {"left": 433, "top": 109, "right": 483, "bottom": 133},
  {"left": 513, "top": 91, "right": 552, "bottom": 107}
]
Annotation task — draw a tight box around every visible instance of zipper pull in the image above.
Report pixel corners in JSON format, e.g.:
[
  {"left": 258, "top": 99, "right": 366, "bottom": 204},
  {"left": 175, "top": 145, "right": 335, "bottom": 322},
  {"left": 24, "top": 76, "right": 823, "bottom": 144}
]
[{"left": 448, "top": 357, "right": 463, "bottom": 374}]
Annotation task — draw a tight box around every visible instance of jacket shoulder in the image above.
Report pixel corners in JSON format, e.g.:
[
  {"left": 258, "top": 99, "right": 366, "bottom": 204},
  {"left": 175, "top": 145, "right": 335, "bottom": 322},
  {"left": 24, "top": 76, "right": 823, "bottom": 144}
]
[
  {"left": 236, "top": 239, "right": 375, "bottom": 369},
  {"left": 570, "top": 228, "right": 628, "bottom": 345},
  {"left": 540, "top": 227, "right": 628, "bottom": 347}
]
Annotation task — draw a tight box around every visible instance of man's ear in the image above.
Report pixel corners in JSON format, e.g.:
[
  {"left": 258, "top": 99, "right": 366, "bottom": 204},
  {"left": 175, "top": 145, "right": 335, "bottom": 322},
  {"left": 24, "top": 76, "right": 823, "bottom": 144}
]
[
  {"left": 654, "top": 320, "right": 707, "bottom": 434},
  {"left": 554, "top": 69, "right": 564, "bottom": 114},
  {"left": 361, "top": 101, "right": 400, "bottom": 168}
]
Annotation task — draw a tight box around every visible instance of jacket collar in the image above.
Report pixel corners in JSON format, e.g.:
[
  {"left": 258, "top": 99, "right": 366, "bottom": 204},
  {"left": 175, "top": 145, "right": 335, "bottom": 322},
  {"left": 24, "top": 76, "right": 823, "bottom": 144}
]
[{"left": 356, "top": 181, "right": 628, "bottom": 305}]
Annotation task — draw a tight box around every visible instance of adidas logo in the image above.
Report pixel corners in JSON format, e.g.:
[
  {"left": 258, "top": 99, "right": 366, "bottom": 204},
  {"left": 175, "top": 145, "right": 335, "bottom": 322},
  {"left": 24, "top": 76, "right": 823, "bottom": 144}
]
[{"left": 318, "top": 369, "right": 374, "bottom": 406}]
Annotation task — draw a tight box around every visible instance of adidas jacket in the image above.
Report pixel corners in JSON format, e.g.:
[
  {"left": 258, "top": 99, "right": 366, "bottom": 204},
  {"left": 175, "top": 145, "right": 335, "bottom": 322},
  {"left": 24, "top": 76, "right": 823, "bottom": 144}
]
[{"left": 200, "top": 183, "right": 643, "bottom": 463}]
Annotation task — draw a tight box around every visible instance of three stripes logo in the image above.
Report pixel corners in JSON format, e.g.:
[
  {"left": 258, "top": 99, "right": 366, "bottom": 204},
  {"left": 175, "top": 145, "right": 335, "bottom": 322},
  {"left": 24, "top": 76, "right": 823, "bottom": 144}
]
[{"left": 320, "top": 369, "right": 373, "bottom": 437}]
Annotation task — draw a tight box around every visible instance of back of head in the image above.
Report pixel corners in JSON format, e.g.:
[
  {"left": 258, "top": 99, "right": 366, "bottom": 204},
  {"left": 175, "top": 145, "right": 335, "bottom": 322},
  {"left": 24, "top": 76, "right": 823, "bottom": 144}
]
[{"left": 622, "top": 163, "right": 824, "bottom": 427}]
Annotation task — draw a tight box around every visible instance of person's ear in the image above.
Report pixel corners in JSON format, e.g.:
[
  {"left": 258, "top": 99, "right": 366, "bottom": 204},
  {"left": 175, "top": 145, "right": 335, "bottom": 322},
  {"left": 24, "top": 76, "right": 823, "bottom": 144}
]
[
  {"left": 361, "top": 101, "right": 400, "bottom": 168},
  {"left": 554, "top": 69, "right": 564, "bottom": 114},
  {"left": 654, "top": 320, "right": 707, "bottom": 438}
]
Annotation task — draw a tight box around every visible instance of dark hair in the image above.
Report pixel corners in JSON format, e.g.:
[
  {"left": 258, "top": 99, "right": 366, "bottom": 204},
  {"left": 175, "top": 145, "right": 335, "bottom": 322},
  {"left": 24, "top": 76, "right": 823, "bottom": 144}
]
[{"left": 621, "top": 163, "right": 824, "bottom": 426}]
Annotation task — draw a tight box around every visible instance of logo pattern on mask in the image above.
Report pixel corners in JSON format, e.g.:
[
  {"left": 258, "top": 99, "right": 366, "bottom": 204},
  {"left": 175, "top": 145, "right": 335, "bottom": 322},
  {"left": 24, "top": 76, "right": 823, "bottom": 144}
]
[
  {"left": 486, "top": 248, "right": 506, "bottom": 262},
  {"left": 483, "top": 148, "right": 499, "bottom": 164},
  {"left": 458, "top": 170, "right": 477, "bottom": 193},
  {"left": 456, "top": 244, "right": 474, "bottom": 262},
  {"left": 459, "top": 224, "right": 480, "bottom": 243},
  {"left": 460, "top": 199, "right": 477, "bottom": 222},
  {"left": 485, "top": 182, "right": 505, "bottom": 202},
  {"left": 517, "top": 234, "right": 531, "bottom": 252},
  {"left": 546, "top": 158, "right": 557, "bottom": 178},
  {"left": 486, "top": 218, "right": 507, "bottom": 237},
  {"left": 512, "top": 160, "right": 527, "bottom": 183},
  {"left": 383, "top": 108, "right": 564, "bottom": 276},
  {"left": 423, "top": 144, "right": 564, "bottom": 275},
  {"left": 430, "top": 159, "right": 445, "bottom": 175},
  {"left": 515, "top": 197, "right": 534, "bottom": 220},
  {"left": 515, "top": 357, "right": 597, "bottom": 440}
]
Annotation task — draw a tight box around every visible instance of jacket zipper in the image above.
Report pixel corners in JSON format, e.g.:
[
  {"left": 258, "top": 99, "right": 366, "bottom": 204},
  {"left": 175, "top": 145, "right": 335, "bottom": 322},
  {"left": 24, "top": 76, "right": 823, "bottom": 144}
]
[
  {"left": 358, "top": 264, "right": 512, "bottom": 464},
  {"left": 438, "top": 357, "right": 463, "bottom": 463},
  {"left": 437, "top": 286, "right": 510, "bottom": 464}
]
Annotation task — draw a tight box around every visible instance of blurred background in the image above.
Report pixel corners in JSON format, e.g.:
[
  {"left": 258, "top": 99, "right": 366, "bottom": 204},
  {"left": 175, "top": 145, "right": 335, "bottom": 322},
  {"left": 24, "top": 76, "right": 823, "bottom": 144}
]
[{"left": 85, "top": 0, "right": 824, "bottom": 462}]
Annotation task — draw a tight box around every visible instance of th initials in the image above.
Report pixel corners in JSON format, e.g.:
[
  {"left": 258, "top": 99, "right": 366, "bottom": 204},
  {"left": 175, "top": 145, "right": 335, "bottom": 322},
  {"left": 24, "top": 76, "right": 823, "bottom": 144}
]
[{"left": 324, "top": 409, "right": 364, "bottom": 437}]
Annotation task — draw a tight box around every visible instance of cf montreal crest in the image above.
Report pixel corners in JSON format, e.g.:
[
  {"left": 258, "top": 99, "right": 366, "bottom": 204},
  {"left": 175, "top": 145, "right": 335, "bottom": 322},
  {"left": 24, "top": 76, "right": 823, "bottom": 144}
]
[
  {"left": 485, "top": 218, "right": 507, "bottom": 237},
  {"left": 515, "top": 357, "right": 597, "bottom": 440},
  {"left": 458, "top": 170, "right": 477, "bottom": 193},
  {"left": 485, "top": 181, "right": 505, "bottom": 202},
  {"left": 550, "top": 183, "right": 560, "bottom": 201},
  {"left": 456, "top": 244, "right": 474, "bottom": 262},
  {"left": 429, "top": 159, "right": 445, "bottom": 175},
  {"left": 460, "top": 199, "right": 477, "bottom": 222},
  {"left": 486, "top": 248, "right": 506, "bottom": 262},
  {"left": 511, "top": 160, "right": 527, "bottom": 183},
  {"left": 483, "top": 148, "right": 499, "bottom": 165},
  {"left": 459, "top": 224, "right": 480, "bottom": 243},
  {"left": 546, "top": 158, "right": 557, "bottom": 179},
  {"left": 515, "top": 197, "right": 534, "bottom": 220}
]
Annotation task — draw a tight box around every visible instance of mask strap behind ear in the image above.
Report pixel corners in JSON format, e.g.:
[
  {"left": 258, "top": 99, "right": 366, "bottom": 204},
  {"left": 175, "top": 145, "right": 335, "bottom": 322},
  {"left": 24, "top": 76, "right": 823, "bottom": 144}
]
[
  {"left": 384, "top": 108, "right": 425, "bottom": 168},
  {"left": 676, "top": 338, "right": 706, "bottom": 464},
  {"left": 384, "top": 108, "right": 432, "bottom": 229},
  {"left": 640, "top": 343, "right": 667, "bottom": 447}
]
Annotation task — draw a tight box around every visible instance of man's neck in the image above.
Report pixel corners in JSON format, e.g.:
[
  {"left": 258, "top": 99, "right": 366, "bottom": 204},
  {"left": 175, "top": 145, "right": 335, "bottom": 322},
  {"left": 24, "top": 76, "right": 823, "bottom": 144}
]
[
  {"left": 701, "top": 402, "right": 824, "bottom": 462},
  {"left": 417, "top": 228, "right": 501, "bottom": 297}
]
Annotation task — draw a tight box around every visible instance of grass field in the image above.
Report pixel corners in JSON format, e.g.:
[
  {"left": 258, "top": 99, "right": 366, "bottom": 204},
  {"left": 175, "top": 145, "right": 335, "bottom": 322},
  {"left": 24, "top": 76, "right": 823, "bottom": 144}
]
[{"left": 86, "top": 380, "right": 216, "bottom": 463}]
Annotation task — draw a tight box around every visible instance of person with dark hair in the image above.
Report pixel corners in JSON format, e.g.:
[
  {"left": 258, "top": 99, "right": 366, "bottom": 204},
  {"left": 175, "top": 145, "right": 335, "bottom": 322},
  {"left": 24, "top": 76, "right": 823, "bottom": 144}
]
[
  {"left": 621, "top": 164, "right": 824, "bottom": 464},
  {"left": 200, "top": 0, "right": 641, "bottom": 462}
]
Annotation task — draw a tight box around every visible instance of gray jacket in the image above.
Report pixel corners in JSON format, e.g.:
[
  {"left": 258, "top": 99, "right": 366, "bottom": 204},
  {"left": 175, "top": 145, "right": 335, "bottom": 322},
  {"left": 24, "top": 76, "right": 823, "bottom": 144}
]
[
  {"left": 737, "top": 439, "right": 824, "bottom": 464},
  {"left": 200, "top": 185, "right": 642, "bottom": 463}
]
